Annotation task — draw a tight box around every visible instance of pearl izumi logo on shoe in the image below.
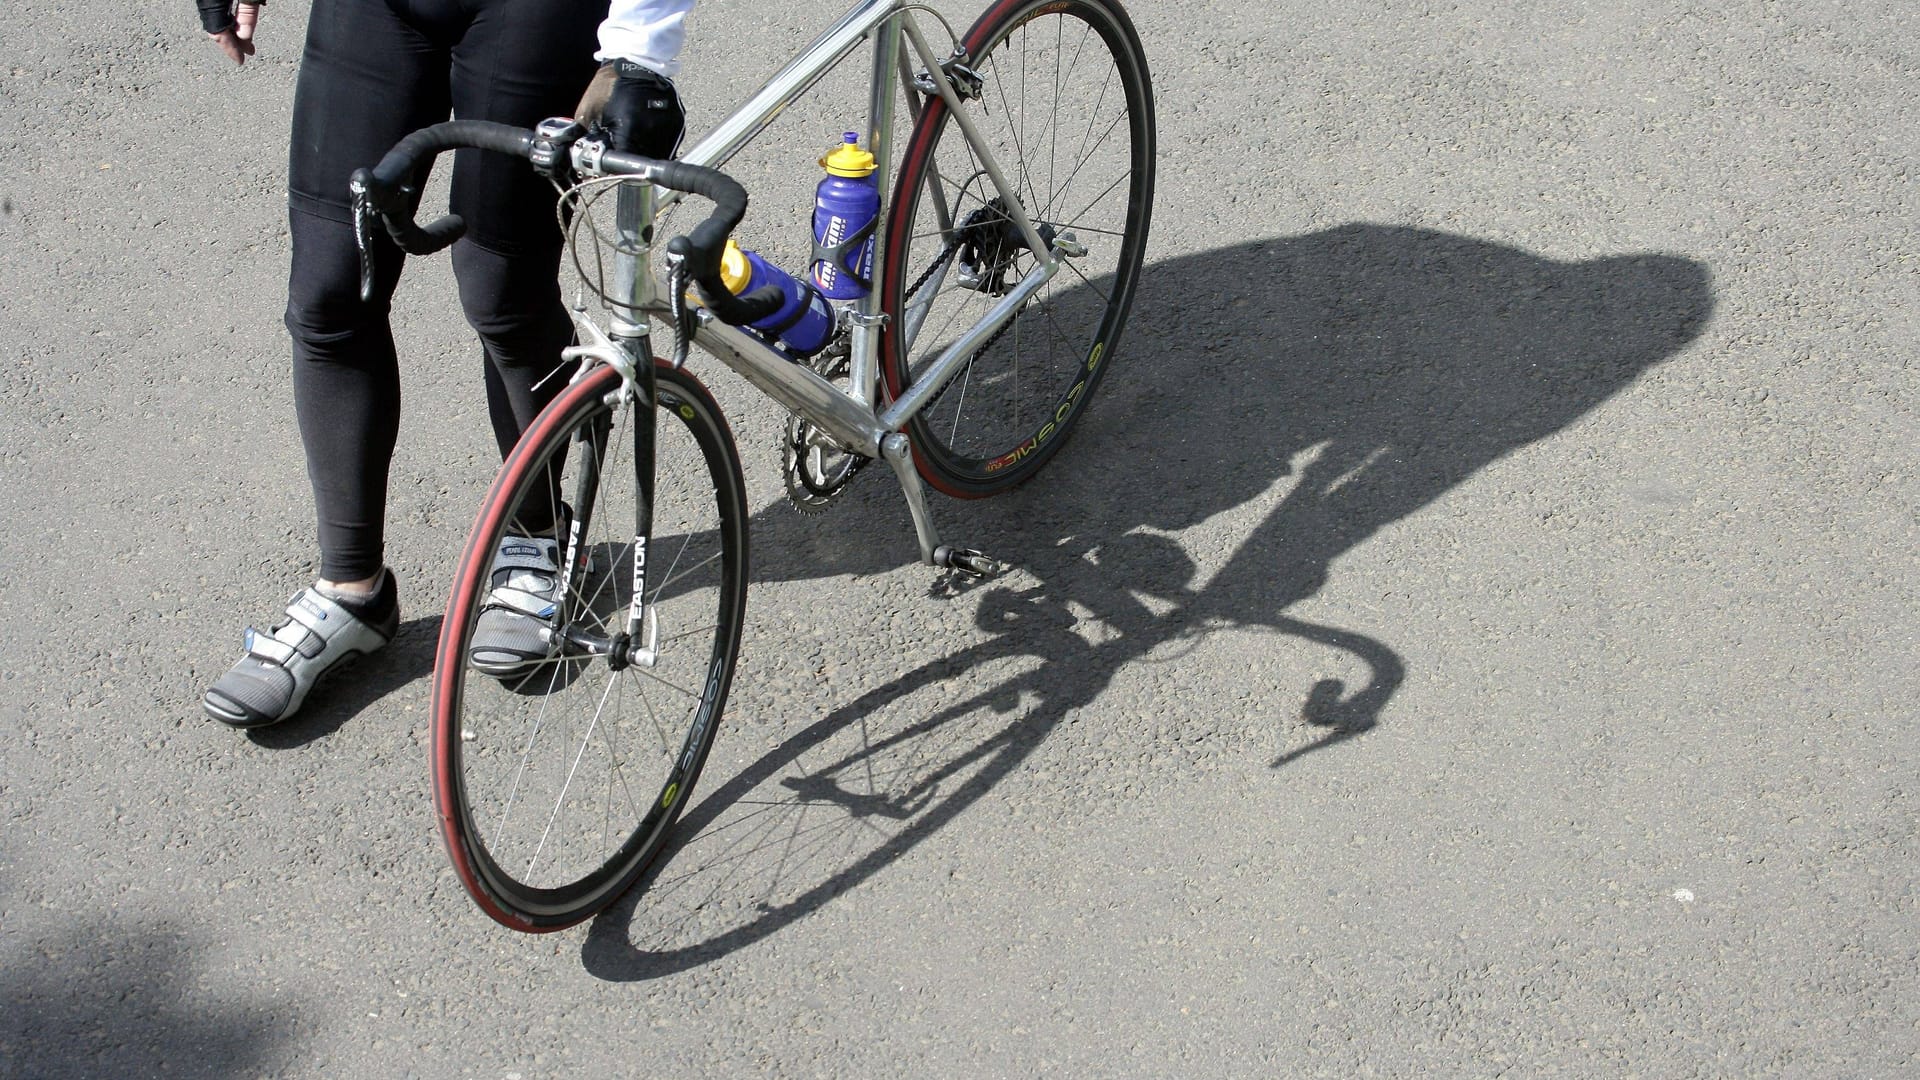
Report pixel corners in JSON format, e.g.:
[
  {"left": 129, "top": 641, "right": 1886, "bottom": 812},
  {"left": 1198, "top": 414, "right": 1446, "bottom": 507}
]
[{"left": 503, "top": 543, "right": 542, "bottom": 561}]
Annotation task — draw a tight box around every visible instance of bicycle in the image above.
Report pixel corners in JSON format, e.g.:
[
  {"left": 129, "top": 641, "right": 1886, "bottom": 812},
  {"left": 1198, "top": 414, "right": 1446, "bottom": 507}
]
[{"left": 350, "top": 0, "right": 1154, "bottom": 932}]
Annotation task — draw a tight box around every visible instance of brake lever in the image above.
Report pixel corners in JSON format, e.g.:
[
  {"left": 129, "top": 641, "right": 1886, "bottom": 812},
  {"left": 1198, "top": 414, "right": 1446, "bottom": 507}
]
[
  {"left": 350, "top": 177, "right": 377, "bottom": 303},
  {"left": 667, "top": 254, "right": 693, "bottom": 370}
]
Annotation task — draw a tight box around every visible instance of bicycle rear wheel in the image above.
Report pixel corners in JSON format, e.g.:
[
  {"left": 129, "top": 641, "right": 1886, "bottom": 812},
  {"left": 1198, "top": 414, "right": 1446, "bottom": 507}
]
[
  {"left": 432, "top": 360, "right": 748, "bottom": 933},
  {"left": 881, "top": 0, "right": 1155, "bottom": 497}
]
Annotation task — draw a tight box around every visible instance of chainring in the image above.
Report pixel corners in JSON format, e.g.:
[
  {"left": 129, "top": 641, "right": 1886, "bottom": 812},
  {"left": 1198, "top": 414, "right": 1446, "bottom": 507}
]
[{"left": 780, "top": 341, "right": 867, "bottom": 513}]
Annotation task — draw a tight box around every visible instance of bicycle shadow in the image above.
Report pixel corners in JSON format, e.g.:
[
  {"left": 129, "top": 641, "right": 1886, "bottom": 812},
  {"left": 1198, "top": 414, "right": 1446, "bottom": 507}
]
[{"left": 581, "top": 224, "right": 1712, "bottom": 979}]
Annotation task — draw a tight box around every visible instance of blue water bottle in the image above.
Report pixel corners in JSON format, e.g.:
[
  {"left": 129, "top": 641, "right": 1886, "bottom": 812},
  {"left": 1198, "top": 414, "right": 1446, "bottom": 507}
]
[
  {"left": 711, "top": 239, "right": 836, "bottom": 358},
  {"left": 811, "top": 132, "right": 880, "bottom": 300}
]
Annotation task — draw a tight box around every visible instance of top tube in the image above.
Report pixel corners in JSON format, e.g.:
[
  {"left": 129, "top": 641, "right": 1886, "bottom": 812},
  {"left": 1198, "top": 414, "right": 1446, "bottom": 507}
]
[{"left": 676, "top": 0, "right": 905, "bottom": 173}]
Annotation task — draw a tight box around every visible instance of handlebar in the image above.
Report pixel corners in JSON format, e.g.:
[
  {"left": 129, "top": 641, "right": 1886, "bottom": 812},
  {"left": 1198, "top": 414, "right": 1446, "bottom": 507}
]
[{"left": 347, "top": 118, "right": 784, "bottom": 329}]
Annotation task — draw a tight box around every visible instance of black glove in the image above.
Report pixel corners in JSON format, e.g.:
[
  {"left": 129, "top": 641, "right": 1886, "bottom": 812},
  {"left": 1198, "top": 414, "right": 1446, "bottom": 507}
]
[
  {"left": 197, "top": 0, "right": 237, "bottom": 33},
  {"left": 585, "top": 60, "right": 685, "bottom": 159}
]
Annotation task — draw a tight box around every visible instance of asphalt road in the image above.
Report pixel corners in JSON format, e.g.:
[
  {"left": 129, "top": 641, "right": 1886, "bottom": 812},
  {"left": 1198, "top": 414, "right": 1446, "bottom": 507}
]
[{"left": 2, "top": 0, "right": 1915, "bottom": 1075}]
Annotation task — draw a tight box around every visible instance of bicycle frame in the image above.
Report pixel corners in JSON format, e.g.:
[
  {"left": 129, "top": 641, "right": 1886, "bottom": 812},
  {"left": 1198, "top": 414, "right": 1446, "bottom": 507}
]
[{"left": 583, "top": 0, "right": 1066, "bottom": 570}]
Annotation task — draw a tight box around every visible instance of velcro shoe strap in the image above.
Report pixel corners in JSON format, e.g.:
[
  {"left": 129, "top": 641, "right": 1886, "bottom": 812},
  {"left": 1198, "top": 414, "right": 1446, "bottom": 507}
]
[
  {"left": 485, "top": 585, "right": 557, "bottom": 619},
  {"left": 494, "top": 539, "right": 559, "bottom": 575},
  {"left": 245, "top": 627, "right": 301, "bottom": 668},
  {"left": 283, "top": 589, "right": 353, "bottom": 638}
]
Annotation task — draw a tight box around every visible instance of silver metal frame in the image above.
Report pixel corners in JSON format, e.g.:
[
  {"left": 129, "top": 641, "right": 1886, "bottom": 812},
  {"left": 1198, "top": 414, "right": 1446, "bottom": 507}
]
[{"left": 597, "top": 0, "right": 1068, "bottom": 567}]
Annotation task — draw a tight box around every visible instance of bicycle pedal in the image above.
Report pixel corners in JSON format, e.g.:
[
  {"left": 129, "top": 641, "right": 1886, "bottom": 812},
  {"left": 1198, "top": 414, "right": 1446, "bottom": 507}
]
[{"left": 934, "top": 546, "right": 1004, "bottom": 578}]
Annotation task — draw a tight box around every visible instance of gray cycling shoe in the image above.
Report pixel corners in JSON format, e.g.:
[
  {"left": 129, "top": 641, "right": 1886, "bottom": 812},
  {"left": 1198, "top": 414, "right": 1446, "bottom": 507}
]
[
  {"left": 203, "top": 571, "right": 400, "bottom": 728},
  {"left": 468, "top": 533, "right": 565, "bottom": 678}
]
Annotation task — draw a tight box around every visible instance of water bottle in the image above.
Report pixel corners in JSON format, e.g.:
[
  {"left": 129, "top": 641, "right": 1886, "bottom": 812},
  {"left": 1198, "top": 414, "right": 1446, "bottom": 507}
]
[
  {"left": 710, "top": 239, "right": 836, "bottom": 358},
  {"left": 811, "top": 132, "right": 880, "bottom": 300}
]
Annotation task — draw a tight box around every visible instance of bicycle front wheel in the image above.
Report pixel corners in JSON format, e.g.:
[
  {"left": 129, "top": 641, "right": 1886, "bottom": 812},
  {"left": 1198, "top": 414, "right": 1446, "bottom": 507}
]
[
  {"left": 432, "top": 360, "right": 749, "bottom": 933},
  {"left": 881, "top": 0, "right": 1156, "bottom": 497}
]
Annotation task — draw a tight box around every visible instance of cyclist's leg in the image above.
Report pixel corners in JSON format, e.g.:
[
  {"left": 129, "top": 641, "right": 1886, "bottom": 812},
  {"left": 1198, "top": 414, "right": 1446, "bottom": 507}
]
[
  {"left": 207, "top": 0, "right": 449, "bottom": 726},
  {"left": 445, "top": 0, "right": 605, "bottom": 472},
  {"left": 285, "top": 0, "right": 450, "bottom": 583},
  {"left": 414, "top": 0, "right": 603, "bottom": 547}
]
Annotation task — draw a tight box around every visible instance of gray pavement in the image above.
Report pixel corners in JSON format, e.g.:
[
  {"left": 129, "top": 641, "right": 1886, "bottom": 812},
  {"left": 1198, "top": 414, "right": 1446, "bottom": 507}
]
[{"left": 2, "top": 0, "right": 1915, "bottom": 1075}]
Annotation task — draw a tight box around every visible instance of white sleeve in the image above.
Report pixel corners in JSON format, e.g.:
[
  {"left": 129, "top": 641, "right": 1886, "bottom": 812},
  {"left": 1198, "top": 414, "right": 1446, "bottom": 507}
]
[{"left": 597, "top": 0, "right": 695, "bottom": 77}]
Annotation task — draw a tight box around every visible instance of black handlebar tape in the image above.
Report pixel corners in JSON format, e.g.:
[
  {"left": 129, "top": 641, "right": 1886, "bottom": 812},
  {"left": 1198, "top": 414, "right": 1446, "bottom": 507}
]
[
  {"left": 351, "top": 120, "right": 776, "bottom": 319},
  {"left": 595, "top": 159, "right": 776, "bottom": 327},
  {"left": 355, "top": 122, "right": 533, "bottom": 256},
  {"left": 368, "top": 120, "right": 533, "bottom": 187},
  {"left": 698, "top": 279, "right": 786, "bottom": 328},
  {"left": 665, "top": 235, "right": 785, "bottom": 327},
  {"left": 390, "top": 213, "right": 467, "bottom": 256},
  {"left": 744, "top": 285, "right": 787, "bottom": 323},
  {"left": 592, "top": 153, "right": 748, "bottom": 230}
]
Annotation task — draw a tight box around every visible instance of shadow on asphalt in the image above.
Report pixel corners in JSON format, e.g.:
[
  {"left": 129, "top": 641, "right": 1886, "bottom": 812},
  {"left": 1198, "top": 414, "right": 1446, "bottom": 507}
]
[
  {"left": 581, "top": 224, "right": 1713, "bottom": 981},
  {"left": 245, "top": 615, "right": 441, "bottom": 749}
]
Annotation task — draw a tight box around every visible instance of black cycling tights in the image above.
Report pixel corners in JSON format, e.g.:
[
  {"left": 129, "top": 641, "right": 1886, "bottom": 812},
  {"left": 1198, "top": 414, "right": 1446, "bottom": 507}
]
[{"left": 286, "top": 0, "right": 608, "bottom": 582}]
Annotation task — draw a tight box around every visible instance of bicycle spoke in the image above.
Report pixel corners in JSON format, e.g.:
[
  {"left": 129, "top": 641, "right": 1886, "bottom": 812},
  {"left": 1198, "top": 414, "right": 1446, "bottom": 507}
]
[
  {"left": 1054, "top": 251, "right": 1116, "bottom": 307},
  {"left": 659, "top": 622, "right": 722, "bottom": 644},
  {"left": 650, "top": 542, "right": 722, "bottom": 602},
  {"left": 593, "top": 699, "right": 644, "bottom": 832},
  {"left": 1040, "top": 106, "right": 1128, "bottom": 225},
  {"left": 1047, "top": 49, "right": 1117, "bottom": 221},
  {"left": 624, "top": 658, "right": 676, "bottom": 760},
  {"left": 632, "top": 666, "right": 703, "bottom": 701},
  {"left": 526, "top": 667, "right": 622, "bottom": 877}
]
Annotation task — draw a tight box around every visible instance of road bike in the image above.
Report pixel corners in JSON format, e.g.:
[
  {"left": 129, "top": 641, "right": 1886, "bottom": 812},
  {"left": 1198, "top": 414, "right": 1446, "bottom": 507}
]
[{"left": 351, "top": 0, "right": 1154, "bottom": 931}]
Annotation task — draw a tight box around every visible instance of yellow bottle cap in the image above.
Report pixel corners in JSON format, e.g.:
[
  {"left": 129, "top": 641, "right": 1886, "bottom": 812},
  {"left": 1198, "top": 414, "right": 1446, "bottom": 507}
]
[
  {"left": 687, "top": 239, "right": 752, "bottom": 308},
  {"left": 718, "top": 239, "right": 751, "bottom": 295},
  {"left": 821, "top": 132, "right": 877, "bottom": 178}
]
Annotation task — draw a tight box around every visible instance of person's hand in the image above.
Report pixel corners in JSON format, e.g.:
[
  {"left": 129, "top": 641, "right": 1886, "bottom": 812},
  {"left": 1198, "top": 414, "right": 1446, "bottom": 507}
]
[
  {"left": 579, "top": 60, "right": 684, "bottom": 158},
  {"left": 207, "top": 3, "right": 264, "bottom": 66},
  {"left": 574, "top": 62, "right": 618, "bottom": 129}
]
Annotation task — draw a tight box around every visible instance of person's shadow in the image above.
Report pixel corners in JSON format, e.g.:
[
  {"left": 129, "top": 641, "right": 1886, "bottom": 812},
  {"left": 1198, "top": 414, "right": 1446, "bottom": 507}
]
[{"left": 570, "top": 223, "right": 1711, "bottom": 978}]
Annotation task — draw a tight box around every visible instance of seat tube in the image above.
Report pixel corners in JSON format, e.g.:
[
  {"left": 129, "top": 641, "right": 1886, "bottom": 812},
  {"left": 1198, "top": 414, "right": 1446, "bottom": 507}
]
[{"left": 848, "top": 12, "right": 902, "bottom": 411}]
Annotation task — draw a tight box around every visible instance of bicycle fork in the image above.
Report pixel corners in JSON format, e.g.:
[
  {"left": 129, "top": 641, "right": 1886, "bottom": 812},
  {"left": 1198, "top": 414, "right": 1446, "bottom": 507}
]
[
  {"left": 543, "top": 183, "right": 665, "bottom": 670},
  {"left": 535, "top": 315, "right": 663, "bottom": 671}
]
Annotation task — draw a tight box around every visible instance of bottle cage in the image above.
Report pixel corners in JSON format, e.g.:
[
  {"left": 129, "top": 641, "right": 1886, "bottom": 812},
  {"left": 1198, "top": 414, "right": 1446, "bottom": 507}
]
[{"left": 810, "top": 215, "right": 878, "bottom": 292}]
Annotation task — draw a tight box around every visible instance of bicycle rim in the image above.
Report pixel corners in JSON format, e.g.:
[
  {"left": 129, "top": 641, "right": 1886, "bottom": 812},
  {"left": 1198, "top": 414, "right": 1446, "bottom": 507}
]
[
  {"left": 882, "top": 0, "right": 1155, "bottom": 497},
  {"left": 432, "top": 361, "right": 748, "bottom": 932}
]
